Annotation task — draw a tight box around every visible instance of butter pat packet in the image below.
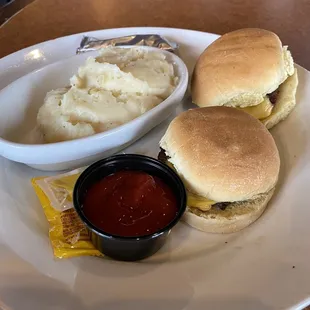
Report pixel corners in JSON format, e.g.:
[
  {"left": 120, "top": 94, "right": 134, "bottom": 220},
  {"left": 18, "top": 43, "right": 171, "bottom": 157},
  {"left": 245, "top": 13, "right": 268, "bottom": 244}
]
[{"left": 31, "top": 171, "right": 103, "bottom": 259}]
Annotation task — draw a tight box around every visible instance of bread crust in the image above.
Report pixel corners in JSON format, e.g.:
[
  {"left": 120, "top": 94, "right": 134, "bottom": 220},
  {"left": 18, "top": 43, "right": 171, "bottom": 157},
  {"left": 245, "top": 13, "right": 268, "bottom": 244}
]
[{"left": 160, "top": 107, "right": 280, "bottom": 202}]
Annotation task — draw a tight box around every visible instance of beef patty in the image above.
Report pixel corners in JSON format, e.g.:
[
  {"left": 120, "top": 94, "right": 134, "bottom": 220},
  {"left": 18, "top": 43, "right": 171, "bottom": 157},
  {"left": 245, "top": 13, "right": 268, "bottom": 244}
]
[{"left": 267, "top": 89, "right": 279, "bottom": 105}]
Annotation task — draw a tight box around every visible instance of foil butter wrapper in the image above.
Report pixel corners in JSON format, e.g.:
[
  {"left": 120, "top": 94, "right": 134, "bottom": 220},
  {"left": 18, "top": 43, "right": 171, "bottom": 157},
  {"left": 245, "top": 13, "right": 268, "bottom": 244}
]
[{"left": 76, "top": 34, "right": 179, "bottom": 54}]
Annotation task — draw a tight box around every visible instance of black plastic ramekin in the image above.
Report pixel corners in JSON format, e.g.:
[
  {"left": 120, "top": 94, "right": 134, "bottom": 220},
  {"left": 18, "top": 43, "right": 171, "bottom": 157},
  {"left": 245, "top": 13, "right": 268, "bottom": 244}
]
[{"left": 73, "top": 154, "right": 187, "bottom": 261}]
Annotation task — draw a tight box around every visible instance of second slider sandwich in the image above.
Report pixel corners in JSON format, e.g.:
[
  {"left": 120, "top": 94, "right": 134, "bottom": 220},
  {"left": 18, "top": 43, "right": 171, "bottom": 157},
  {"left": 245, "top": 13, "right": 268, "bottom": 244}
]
[
  {"left": 191, "top": 28, "right": 298, "bottom": 129},
  {"left": 159, "top": 107, "right": 280, "bottom": 233}
]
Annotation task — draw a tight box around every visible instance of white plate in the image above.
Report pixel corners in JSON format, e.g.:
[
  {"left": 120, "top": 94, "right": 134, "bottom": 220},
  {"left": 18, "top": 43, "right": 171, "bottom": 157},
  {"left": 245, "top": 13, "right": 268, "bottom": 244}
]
[
  {"left": 0, "top": 47, "right": 188, "bottom": 171},
  {"left": 0, "top": 27, "right": 309, "bottom": 310}
]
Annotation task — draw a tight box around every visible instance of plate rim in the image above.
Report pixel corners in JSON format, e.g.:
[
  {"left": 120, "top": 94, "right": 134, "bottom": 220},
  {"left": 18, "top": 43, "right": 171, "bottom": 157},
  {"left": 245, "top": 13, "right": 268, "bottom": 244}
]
[{"left": 0, "top": 26, "right": 309, "bottom": 310}]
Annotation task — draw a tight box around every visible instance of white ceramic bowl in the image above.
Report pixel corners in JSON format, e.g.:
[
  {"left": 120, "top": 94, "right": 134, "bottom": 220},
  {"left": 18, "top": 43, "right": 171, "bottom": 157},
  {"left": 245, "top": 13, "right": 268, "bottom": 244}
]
[{"left": 0, "top": 47, "right": 188, "bottom": 171}]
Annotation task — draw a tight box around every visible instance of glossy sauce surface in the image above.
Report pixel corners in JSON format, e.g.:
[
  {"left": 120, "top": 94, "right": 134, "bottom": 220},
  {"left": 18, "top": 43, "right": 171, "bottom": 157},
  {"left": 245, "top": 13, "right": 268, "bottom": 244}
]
[{"left": 83, "top": 170, "right": 178, "bottom": 237}]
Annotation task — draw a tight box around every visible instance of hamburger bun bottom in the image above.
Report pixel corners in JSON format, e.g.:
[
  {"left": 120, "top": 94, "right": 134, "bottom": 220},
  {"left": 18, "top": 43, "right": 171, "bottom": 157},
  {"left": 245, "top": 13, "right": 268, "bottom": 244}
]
[
  {"left": 262, "top": 69, "right": 298, "bottom": 129},
  {"left": 183, "top": 188, "right": 275, "bottom": 234}
]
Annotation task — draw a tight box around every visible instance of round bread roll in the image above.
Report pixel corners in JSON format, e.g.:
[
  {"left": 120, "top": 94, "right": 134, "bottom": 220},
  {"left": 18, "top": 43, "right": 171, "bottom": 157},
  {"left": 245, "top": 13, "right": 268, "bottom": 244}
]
[
  {"left": 160, "top": 106, "right": 280, "bottom": 202},
  {"left": 160, "top": 107, "right": 280, "bottom": 233},
  {"left": 191, "top": 28, "right": 295, "bottom": 110}
]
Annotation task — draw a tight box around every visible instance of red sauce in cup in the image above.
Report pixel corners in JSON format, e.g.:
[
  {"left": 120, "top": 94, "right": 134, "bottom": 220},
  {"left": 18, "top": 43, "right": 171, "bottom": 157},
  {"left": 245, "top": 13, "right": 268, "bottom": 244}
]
[{"left": 82, "top": 170, "right": 178, "bottom": 237}]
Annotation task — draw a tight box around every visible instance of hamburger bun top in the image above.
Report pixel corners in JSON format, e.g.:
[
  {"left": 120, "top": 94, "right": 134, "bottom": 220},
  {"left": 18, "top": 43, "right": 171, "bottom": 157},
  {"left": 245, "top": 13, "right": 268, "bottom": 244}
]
[
  {"left": 191, "top": 28, "right": 294, "bottom": 108},
  {"left": 160, "top": 107, "right": 280, "bottom": 202}
]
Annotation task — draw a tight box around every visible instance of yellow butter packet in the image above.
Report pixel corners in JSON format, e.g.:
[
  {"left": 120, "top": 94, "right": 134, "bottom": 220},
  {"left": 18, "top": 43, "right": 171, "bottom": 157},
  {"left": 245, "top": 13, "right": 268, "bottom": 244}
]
[{"left": 31, "top": 174, "right": 103, "bottom": 259}]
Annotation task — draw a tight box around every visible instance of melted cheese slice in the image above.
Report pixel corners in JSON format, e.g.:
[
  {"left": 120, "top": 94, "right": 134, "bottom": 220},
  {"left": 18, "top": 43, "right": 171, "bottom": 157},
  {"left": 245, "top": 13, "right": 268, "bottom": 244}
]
[
  {"left": 165, "top": 160, "right": 215, "bottom": 211},
  {"left": 238, "top": 98, "right": 273, "bottom": 120},
  {"left": 187, "top": 192, "right": 215, "bottom": 211}
]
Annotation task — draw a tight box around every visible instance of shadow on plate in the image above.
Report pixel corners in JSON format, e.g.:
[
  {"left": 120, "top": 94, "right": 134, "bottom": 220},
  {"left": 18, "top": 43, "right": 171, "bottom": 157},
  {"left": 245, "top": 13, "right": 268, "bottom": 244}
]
[
  {"left": 89, "top": 296, "right": 273, "bottom": 310},
  {"left": 0, "top": 275, "right": 84, "bottom": 310},
  {"left": 0, "top": 286, "right": 276, "bottom": 310},
  {"left": 1, "top": 285, "right": 272, "bottom": 310}
]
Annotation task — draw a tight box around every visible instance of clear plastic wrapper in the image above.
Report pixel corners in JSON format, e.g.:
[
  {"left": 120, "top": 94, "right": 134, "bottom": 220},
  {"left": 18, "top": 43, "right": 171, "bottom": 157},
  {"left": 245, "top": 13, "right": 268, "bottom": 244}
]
[{"left": 35, "top": 168, "right": 84, "bottom": 212}]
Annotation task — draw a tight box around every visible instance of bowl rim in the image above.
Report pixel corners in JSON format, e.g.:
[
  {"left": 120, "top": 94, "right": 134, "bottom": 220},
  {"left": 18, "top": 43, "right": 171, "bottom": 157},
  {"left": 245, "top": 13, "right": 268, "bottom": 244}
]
[
  {"left": 0, "top": 46, "right": 188, "bottom": 152},
  {"left": 73, "top": 153, "right": 187, "bottom": 241}
]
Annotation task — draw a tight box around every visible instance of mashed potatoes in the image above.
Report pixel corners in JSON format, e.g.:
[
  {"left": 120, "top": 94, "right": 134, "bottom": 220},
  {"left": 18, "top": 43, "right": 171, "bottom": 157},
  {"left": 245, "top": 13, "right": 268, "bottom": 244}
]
[{"left": 37, "top": 47, "right": 177, "bottom": 143}]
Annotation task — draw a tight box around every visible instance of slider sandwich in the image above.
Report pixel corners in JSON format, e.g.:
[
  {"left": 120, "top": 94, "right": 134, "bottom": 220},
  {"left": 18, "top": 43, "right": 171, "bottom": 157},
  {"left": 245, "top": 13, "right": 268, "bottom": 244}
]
[
  {"left": 159, "top": 107, "right": 280, "bottom": 233},
  {"left": 191, "top": 28, "right": 298, "bottom": 129}
]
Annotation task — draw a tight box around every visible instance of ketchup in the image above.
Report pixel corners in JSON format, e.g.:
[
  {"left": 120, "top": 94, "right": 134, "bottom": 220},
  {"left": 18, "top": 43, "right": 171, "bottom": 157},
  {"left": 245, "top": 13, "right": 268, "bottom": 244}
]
[{"left": 82, "top": 170, "right": 178, "bottom": 237}]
